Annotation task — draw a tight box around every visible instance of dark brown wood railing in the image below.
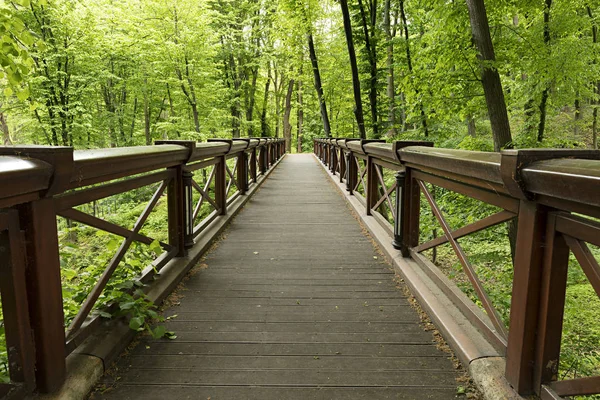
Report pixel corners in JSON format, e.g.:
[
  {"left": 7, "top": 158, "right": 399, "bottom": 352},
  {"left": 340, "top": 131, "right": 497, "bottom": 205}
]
[
  {"left": 314, "top": 138, "right": 600, "bottom": 399},
  {"left": 0, "top": 138, "right": 284, "bottom": 398}
]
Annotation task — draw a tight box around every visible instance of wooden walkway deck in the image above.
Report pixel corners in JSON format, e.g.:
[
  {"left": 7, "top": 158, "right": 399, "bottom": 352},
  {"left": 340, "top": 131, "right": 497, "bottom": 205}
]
[{"left": 93, "top": 154, "right": 461, "bottom": 400}]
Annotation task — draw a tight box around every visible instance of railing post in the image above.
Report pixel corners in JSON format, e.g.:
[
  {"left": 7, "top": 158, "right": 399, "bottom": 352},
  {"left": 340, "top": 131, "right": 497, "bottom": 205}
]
[
  {"left": 250, "top": 147, "right": 258, "bottom": 183},
  {"left": 532, "top": 212, "right": 569, "bottom": 393},
  {"left": 18, "top": 197, "right": 66, "bottom": 392},
  {"left": 259, "top": 145, "right": 267, "bottom": 175},
  {"left": 392, "top": 170, "right": 406, "bottom": 250},
  {"left": 215, "top": 155, "right": 227, "bottom": 215},
  {"left": 182, "top": 170, "right": 195, "bottom": 249},
  {"left": 401, "top": 167, "right": 420, "bottom": 257},
  {"left": 346, "top": 151, "right": 357, "bottom": 194},
  {"left": 329, "top": 144, "right": 337, "bottom": 175},
  {"left": 0, "top": 210, "right": 36, "bottom": 391},
  {"left": 156, "top": 140, "right": 196, "bottom": 253},
  {"left": 237, "top": 151, "right": 249, "bottom": 195},
  {"left": 505, "top": 200, "right": 547, "bottom": 394},
  {"left": 167, "top": 165, "right": 186, "bottom": 256},
  {"left": 330, "top": 143, "right": 336, "bottom": 173},
  {"left": 366, "top": 156, "right": 378, "bottom": 215},
  {"left": 500, "top": 149, "right": 574, "bottom": 395},
  {"left": 0, "top": 147, "right": 76, "bottom": 393},
  {"left": 339, "top": 147, "right": 346, "bottom": 183}
]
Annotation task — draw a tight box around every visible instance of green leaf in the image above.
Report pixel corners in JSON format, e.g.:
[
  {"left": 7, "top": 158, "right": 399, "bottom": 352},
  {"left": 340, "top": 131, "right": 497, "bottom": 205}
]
[
  {"left": 120, "top": 301, "right": 136, "bottom": 311},
  {"left": 3, "top": 87, "right": 12, "bottom": 97},
  {"left": 152, "top": 325, "right": 166, "bottom": 339},
  {"left": 128, "top": 316, "right": 144, "bottom": 331},
  {"left": 149, "top": 240, "right": 162, "bottom": 255}
]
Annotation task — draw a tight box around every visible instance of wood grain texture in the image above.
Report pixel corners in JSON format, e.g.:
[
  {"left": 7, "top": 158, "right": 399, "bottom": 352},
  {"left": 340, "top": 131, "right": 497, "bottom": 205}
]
[{"left": 91, "top": 155, "right": 460, "bottom": 400}]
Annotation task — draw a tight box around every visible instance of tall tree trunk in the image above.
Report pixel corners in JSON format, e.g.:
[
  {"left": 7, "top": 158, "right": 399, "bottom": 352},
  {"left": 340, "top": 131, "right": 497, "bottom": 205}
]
[
  {"left": 467, "top": 116, "right": 476, "bottom": 137},
  {"left": 130, "top": 97, "right": 138, "bottom": 141},
  {"left": 588, "top": 6, "right": 598, "bottom": 149},
  {"left": 261, "top": 62, "right": 272, "bottom": 137},
  {"left": 574, "top": 97, "right": 581, "bottom": 136},
  {"left": 340, "top": 0, "right": 367, "bottom": 139},
  {"left": 384, "top": 0, "right": 397, "bottom": 136},
  {"left": 466, "top": 0, "right": 516, "bottom": 260},
  {"left": 0, "top": 112, "right": 11, "bottom": 145},
  {"left": 537, "top": 0, "right": 552, "bottom": 143},
  {"left": 400, "top": 0, "right": 428, "bottom": 136},
  {"left": 283, "top": 78, "right": 294, "bottom": 153},
  {"left": 307, "top": 33, "right": 331, "bottom": 137},
  {"left": 274, "top": 69, "right": 282, "bottom": 138},
  {"left": 246, "top": 67, "right": 259, "bottom": 137},
  {"left": 465, "top": 0, "right": 513, "bottom": 151},
  {"left": 297, "top": 78, "right": 303, "bottom": 153},
  {"left": 357, "top": 0, "right": 379, "bottom": 138},
  {"left": 144, "top": 82, "right": 151, "bottom": 145}
]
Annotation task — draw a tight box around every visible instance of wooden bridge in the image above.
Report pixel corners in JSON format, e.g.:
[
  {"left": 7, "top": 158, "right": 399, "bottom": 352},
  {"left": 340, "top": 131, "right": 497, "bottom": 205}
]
[{"left": 0, "top": 138, "right": 599, "bottom": 399}]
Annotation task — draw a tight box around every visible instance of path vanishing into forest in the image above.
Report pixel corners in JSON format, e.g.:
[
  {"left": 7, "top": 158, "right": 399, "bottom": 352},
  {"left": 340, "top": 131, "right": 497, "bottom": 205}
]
[{"left": 91, "top": 154, "right": 462, "bottom": 400}]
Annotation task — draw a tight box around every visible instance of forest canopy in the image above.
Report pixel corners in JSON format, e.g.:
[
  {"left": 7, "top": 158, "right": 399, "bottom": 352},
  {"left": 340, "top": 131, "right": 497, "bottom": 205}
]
[{"left": 0, "top": 0, "right": 599, "bottom": 151}]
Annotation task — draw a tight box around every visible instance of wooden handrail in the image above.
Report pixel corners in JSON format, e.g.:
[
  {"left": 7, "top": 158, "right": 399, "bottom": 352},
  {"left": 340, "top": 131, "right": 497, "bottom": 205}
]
[{"left": 314, "top": 138, "right": 600, "bottom": 398}]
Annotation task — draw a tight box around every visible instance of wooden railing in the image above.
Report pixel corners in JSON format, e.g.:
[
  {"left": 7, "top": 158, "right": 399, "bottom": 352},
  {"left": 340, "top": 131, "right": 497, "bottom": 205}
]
[
  {"left": 314, "top": 138, "right": 600, "bottom": 399},
  {"left": 0, "top": 138, "right": 285, "bottom": 397}
]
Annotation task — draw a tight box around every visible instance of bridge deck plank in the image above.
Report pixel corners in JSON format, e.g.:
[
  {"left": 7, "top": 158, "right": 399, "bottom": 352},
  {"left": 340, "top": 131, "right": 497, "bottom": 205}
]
[{"left": 91, "top": 154, "right": 461, "bottom": 400}]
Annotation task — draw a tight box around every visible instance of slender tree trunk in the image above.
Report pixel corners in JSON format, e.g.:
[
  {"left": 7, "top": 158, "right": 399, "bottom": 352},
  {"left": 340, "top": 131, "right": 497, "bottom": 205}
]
[
  {"left": 130, "top": 97, "right": 138, "bottom": 141},
  {"left": 307, "top": 33, "right": 331, "bottom": 137},
  {"left": 588, "top": 6, "right": 598, "bottom": 149},
  {"left": 467, "top": 116, "right": 476, "bottom": 137},
  {"left": 384, "top": 0, "right": 397, "bottom": 136},
  {"left": 466, "top": 0, "right": 516, "bottom": 260},
  {"left": 574, "top": 97, "right": 581, "bottom": 136},
  {"left": 400, "top": 0, "right": 428, "bottom": 136},
  {"left": 283, "top": 78, "right": 294, "bottom": 152},
  {"left": 0, "top": 112, "right": 11, "bottom": 145},
  {"left": 246, "top": 66, "right": 259, "bottom": 137},
  {"left": 537, "top": 0, "right": 552, "bottom": 143},
  {"left": 357, "top": 0, "right": 379, "bottom": 138},
  {"left": 144, "top": 83, "right": 151, "bottom": 145},
  {"left": 297, "top": 78, "right": 303, "bottom": 153},
  {"left": 261, "top": 62, "right": 272, "bottom": 137},
  {"left": 274, "top": 69, "right": 282, "bottom": 138},
  {"left": 465, "top": 0, "right": 513, "bottom": 151},
  {"left": 340, "top": 0, "right": 367, "bottom": 139}
]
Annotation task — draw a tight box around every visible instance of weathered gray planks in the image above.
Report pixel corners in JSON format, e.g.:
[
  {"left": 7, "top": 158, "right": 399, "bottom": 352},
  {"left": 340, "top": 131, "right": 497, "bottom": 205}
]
[{"left": 91, "top": 154, "right": 461, "bottom": 400}]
